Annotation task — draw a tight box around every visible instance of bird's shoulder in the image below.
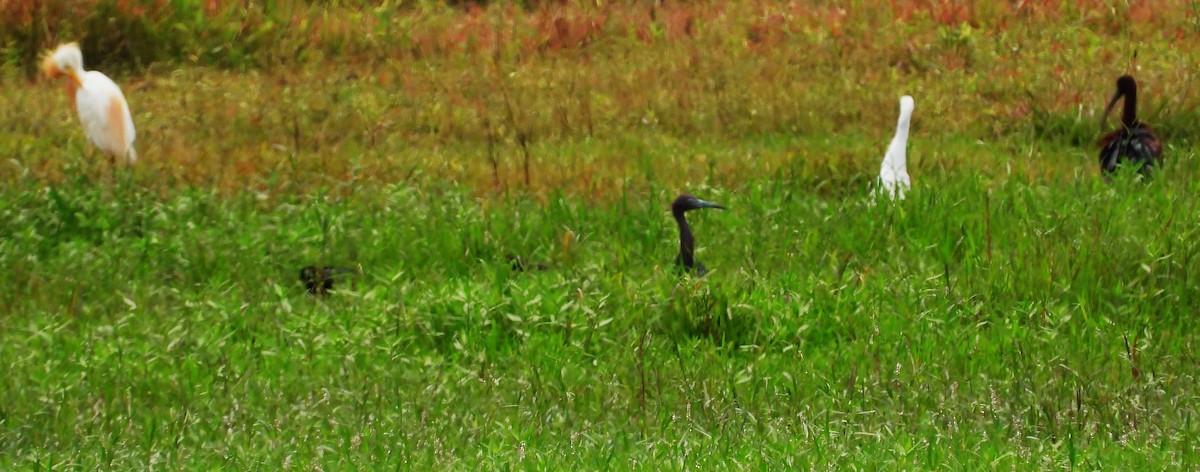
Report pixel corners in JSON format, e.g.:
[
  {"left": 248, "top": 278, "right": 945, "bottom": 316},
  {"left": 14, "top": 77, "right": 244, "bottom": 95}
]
[
  {"left": 1131, "top": 127, "right": 1162, "bottom": 156},
  {"left": 81, "top": 70, "right": 124, "bottom": 94},
  {"left": 1099, "top": 129, "right": 1124, "bottom": 149}
]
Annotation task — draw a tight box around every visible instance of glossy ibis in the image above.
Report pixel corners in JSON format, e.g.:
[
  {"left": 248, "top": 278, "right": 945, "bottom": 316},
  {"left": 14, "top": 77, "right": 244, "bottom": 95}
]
[
  {"left": 672, "top": 194, "right": 726, "bottom": 276},
  {"left": 300, "top": 266, "right": 359, "bottom": 295},
  {"left": 1100, "top": 75, "right": 1162, "bottom": 177},
  {"left": 878, "top": 95, "right": 914, "bottom": 200},
  {"left": 41, "top": 43, "right": 137, "bottom": 164}
]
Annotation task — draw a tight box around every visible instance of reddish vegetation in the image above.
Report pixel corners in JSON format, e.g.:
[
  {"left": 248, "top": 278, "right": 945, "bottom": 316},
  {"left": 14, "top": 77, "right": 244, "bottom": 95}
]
[
  {"left": 0, "top": 0, "right": 1180, "bottom": 71},
  {"left": 0, "top": 0, "right": 1175, "bottom": 64},
  {"left": 4, "top": 0, "right": 1194, "bottom": 195}
]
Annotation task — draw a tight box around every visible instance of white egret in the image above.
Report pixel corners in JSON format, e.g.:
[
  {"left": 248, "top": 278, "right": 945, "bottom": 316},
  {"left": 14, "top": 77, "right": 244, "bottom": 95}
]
[
  {"left": 878, "top": 95, "right": 914, "bottom": 200},
  {"left": 41, "top": 43, "right": 137, "bottom": 164}
]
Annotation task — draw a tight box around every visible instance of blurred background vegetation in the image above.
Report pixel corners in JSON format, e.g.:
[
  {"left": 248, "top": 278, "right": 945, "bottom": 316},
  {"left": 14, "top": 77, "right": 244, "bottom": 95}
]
[
  {"left": 4, "top": 3, "right": 1200, "bottom": 467},
  {"left": 2, "top": 0, "right": 1197, "bottom": 198}
]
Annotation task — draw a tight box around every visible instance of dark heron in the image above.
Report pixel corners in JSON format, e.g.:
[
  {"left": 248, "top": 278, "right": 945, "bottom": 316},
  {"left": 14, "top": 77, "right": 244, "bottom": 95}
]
[
  {"left": 299, "top": 266, "right": 358, "bottom": 295},
  {"left": 1100, "top": 75, "right": 1162, "bottom": 177},
  {"left": 672, "top": 194, "right": 726, "bottom": 276}
]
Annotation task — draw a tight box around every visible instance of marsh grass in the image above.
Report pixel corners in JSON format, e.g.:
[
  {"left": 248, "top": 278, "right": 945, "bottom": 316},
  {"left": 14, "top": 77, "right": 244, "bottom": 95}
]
[
  {"left": 5, "top": 1, "right": 1200, "bottom": 195},
  {"left": 2, "top": 158, "right": 1200, "bottom": 467},
  {"left": 3, "top": 0, "right": 1200, "bottom": 468}
]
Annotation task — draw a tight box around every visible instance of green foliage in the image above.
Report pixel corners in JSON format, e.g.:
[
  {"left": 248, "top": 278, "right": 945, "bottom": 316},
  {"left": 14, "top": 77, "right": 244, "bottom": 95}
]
[
  {"left": 5, "top": 0, "right": 1200, "bottom": 467},
  {"left": 1, "top": 158, "right": 1200, "bottom": 466}
]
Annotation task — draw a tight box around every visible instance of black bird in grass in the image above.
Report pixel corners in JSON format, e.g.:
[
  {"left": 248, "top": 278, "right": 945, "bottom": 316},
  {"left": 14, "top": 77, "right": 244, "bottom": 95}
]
[
  {"left": 1100, "top": 75, "right": 1162, "bottom": 177},
  {"left": 672, "top": 194, "right": 726, "bottom": 276},
  {"left": 506, "top": 253, "right": 550, "bottom": 272},
  {"left": 299, "top": 266, "right": 359, "bottom": 295}
]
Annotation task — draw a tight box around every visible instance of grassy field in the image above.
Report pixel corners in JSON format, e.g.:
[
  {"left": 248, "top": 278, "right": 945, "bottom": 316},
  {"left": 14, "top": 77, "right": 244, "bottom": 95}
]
[{"left": 3, "top": 0, "right": 1200, "bottom": 468}]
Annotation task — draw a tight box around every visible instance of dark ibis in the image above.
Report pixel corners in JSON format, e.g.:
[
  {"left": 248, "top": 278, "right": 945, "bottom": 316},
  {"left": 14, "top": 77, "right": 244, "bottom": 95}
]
[
  {"left": 299, "top": 266, "right": 358, "bottom": 295},
  {"left": 878, "top": 95, "right": 914, "bottom": 200},
  {"left": 672, "top": 194, "right": 726, "bottom": 276},
  {"left": 1100, "top": 75, "right": 1162, "bottom": 176}
]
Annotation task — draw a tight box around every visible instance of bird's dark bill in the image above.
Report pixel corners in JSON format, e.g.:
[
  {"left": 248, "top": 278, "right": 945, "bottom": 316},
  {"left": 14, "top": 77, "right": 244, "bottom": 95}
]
[
  {"left": 1102, "top": 90, "right": 1123, "bottom": 127},
  {"left": 695, "top": 199, "right": 726, "bottom": 210}
]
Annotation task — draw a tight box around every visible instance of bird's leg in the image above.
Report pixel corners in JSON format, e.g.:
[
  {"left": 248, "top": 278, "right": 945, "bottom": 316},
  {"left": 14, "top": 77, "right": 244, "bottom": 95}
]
[
  {"left": 81, "top": 144, "right": 96, "bottom": 180},
  {"left": 107, "top": 152, "right": 116, "bottom": 185}
]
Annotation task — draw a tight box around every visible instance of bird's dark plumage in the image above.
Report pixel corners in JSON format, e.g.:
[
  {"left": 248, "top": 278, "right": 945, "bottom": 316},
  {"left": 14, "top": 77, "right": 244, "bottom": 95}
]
[
  {"left": 672, "top": 194, "right": 726, "bottom": 276},
  {"left": 506, "top": 254, "right": 550, "bottom": 272},
  {"left": 1100, "top": 75, "right": 1162, "bottom": 176},
  {"left": 299, "top": 266, "right": 358, "bottom": 295}
]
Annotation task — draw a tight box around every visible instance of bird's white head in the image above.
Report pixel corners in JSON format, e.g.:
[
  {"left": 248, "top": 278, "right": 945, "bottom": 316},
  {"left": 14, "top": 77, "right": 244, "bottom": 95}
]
[
  {"left": 41, "top": 43, "right": 85, "bottom": 85},
  {"left": 899, "top": 95, "right": 915, "bottom": 120}
]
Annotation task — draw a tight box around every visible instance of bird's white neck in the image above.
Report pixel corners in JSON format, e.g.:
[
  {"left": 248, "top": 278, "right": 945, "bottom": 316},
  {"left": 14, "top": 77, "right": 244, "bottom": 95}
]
[{"left": 883, "top": 115, "right": 911, "bottom": 169}]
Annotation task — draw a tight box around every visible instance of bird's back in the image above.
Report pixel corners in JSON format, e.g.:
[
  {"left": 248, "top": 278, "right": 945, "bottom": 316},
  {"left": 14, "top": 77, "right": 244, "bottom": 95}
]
[
  {"left": 673, "top": 253, "right": 708, "bottom": 277},
  {"left": 1100, "top": 125, "right": 1161, "bottom": 175},
  {"left": 879, "top": 135, "right": 911, "bottom": 199},
  {"left": 76, "top": 70, "right": 136, "bottom": 162}
]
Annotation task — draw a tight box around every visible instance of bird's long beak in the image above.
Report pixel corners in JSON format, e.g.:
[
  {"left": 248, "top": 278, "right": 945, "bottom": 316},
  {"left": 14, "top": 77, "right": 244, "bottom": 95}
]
[
  {"left": 696, "top": 200, "right": 727, "bottom": 210},
  {"left": 40, "top": 56, "right": 62, "bottom": 79},
  {"left": 1102, "top": 90, "right": 1123, "bottom": 128},
  {"left": 40, "top": 54, "right": 82, "bottom": 87}
]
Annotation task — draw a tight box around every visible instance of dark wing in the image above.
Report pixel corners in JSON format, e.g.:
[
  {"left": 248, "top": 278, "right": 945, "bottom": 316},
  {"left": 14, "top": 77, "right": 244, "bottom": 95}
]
[
  {"left": 1099, "top": 126, "right": 1162, "bottom": 176},
  {"left": 1131, "top": 126, "right": 1163, "bottom": 159},
  {"left": 300, "top": 266, "right": 359, "bottom": 295},
  {"left": 1099, "top": 129, "right": 1125, "bottom": 174},
  {"left": 300, "top": 266, "right": 322, "bottom": 294}
]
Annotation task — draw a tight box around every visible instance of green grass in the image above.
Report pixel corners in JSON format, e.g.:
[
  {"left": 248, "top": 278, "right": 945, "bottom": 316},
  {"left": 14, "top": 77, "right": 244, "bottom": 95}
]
[
  {"left": 2, "top": 151, "right": 1200, "bottom": 467},
  {"left": 6, "top": 0, "right": 1200, "bottom": 468}
]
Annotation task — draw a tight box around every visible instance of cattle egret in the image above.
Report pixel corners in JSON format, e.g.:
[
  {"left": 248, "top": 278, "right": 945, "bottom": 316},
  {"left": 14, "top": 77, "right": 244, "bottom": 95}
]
[{"left": 41, "top": 43, "right": 137, "bottom": 164}]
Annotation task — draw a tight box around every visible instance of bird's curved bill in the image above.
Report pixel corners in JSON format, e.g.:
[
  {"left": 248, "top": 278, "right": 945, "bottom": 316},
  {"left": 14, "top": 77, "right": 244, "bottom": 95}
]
[
  {"left": 39, "top": 55, "right": 82, "bottom": 86},
  {"left": 696, "top": 199, "right": 726, "bottom": 210},
  {"left": 1102, "top": 90, "right": 1123, "bottom": 128}
]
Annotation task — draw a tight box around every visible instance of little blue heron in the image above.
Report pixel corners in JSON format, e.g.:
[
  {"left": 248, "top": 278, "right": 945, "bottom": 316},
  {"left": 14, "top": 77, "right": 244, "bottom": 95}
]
[{"left": 672, "top": 194, "right": 726, "bottom": 276}]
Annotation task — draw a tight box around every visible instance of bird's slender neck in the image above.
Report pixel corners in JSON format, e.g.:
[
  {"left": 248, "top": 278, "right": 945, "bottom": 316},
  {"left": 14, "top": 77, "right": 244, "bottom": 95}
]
[
  {"left": 894, "top": 109, "right": 912, "bottom": 137},
  {"left": 674, "top": 210, "right": 695, "bottom": 269},
  {"left": 884, "top": 108, "right": 912, "bottom": 168},
  {"left": 1122, "top": 87, "right": 1138, "bottom": 129},
  {"left": 64, "top": 79, "right": 79, "bottom": 110},
  {"left": 889, "top": 121, "right": 910, "bottom": 154}
]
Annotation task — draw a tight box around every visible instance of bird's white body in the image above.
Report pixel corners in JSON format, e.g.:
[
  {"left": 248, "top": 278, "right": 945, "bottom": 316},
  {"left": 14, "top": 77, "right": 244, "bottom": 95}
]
[
  {"left": 878, "top": 95, "right": 913, "bottom": 200},
  {"left": 42, "top": 43, "right": 137, "bottom": 163}
]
